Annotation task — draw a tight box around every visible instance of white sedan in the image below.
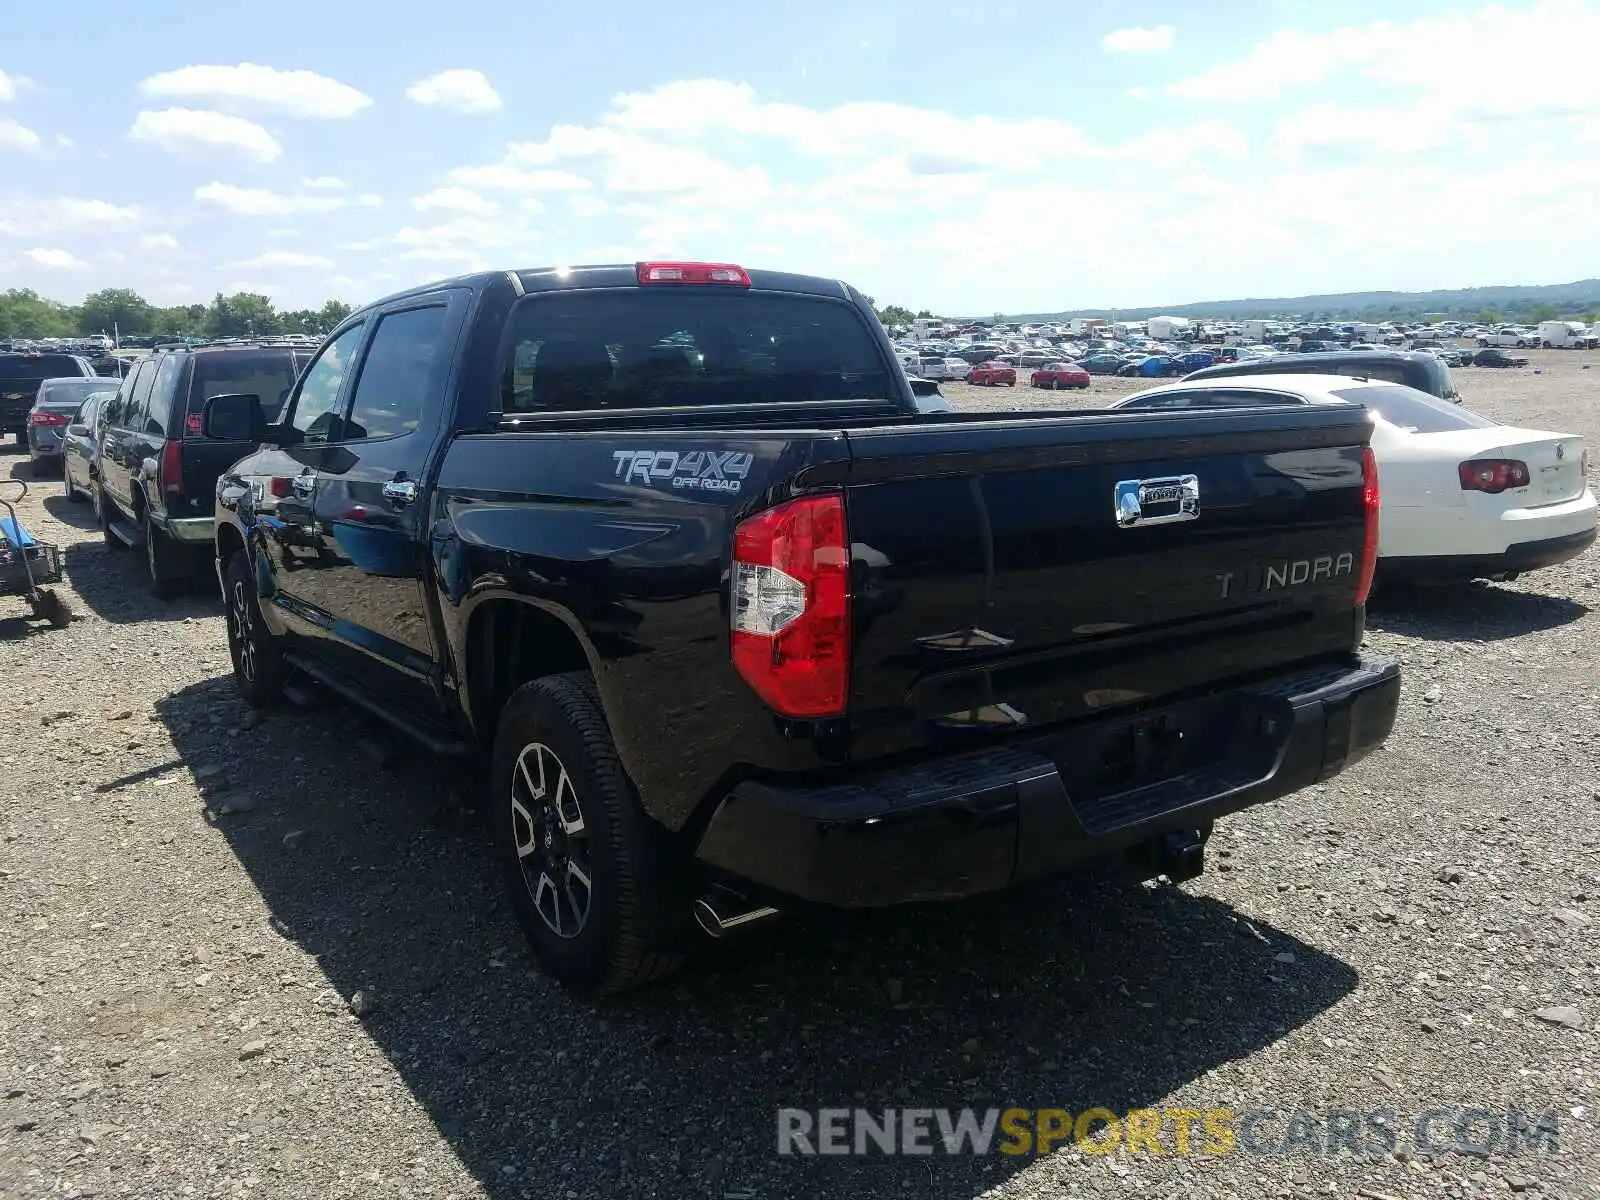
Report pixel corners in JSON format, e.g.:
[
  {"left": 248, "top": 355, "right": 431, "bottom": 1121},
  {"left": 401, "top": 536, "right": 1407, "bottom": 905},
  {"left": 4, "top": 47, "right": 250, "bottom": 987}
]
[{"left": 1109, "top": 374, "right": 1597, "bottom": 584}]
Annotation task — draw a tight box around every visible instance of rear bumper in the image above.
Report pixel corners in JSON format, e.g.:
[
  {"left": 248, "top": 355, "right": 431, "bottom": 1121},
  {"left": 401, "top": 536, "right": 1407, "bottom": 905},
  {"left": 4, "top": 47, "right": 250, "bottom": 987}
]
[
  {"left": 694, "top": 653, "right": 1401, "bottom": 908},
  {"left": 158, "top": 515, "right": 216, "bottom": 544},
  {"left": 1382, "top": 526, "right": 1597, "bottom": 582}
]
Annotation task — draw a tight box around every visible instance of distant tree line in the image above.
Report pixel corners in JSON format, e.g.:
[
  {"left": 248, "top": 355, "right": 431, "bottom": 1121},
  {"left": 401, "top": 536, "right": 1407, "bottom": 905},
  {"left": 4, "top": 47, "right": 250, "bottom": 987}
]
[{"left": 0, "top": 287, "right": 356, "bottom": 342}]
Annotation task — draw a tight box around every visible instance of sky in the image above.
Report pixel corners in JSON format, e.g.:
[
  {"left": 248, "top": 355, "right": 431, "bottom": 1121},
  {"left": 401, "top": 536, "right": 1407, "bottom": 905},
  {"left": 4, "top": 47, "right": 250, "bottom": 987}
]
[{"left": 2, "top": 0, "right": 1598, "bottom": 316}]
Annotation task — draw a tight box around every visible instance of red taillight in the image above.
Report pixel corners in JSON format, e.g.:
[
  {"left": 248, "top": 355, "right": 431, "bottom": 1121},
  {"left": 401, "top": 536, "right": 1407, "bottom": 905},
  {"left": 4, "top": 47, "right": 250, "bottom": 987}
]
[
  {"left": 637, "top": 261, "right": 751, "bottom": 286},
  {"left": 30, "top": 412, "right": 67, "bottom": 427},
  {"left": 185, "top": 413, "right": 204, "bottom": 436},
  {"left": 160, "top": 439, "right": 182, "bottom": 494},
  {"left": 1355, "top": 446, "right": 1380, "bottom": 608},
  {"left": 730, "top": 493, "right": 850, "bottom": 718},
  {"left": 1458, "top": 458, "right": 1530, "bottom": 494},
  {"left": 269, "top": 477, "right": 292, "bottom": 499}
]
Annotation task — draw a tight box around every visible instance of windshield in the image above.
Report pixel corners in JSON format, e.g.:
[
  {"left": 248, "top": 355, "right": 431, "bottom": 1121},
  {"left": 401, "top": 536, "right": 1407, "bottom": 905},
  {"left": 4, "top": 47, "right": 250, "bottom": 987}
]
[
  {"left": 502, "top": 291, "right": 893, "bottom": 413},
  {"left": 1331, "top": 384, "right": 1496, "bottom": 434}
]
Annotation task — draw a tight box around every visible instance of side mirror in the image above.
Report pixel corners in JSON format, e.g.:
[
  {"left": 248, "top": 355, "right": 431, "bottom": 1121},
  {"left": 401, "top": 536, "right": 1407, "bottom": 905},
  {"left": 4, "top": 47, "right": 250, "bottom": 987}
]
[
  {"left": 67, "top": 424, "right": 88, "bottom": 437},
  {"left": 202, "top": 393, "right": 270, "bottom": 443}
]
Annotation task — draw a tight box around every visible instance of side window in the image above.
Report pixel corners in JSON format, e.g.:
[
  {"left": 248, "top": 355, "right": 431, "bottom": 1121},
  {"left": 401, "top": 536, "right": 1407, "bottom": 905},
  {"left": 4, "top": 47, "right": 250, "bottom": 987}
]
[
  {"left": 147, "top": 355, "right": 183, "bottom": 436},
  {"left": 287, "top": 324, "right": 365, "bottom": 444},
  {"left": 126, "top": 359, "right": 159, "bottom": 432},
  {"left": 343, "top": 306, "right": 449, "bottom": 440},
  {"left": 106, "top": 362, "right": 144, "bottom": 427}
]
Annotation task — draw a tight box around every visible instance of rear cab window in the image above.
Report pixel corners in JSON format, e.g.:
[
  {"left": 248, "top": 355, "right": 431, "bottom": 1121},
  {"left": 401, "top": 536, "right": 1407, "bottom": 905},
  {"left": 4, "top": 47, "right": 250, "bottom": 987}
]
[
  {"left": 501, "top": 290, "right": 894, "bottom": 414},
  {"left": 1, "top": 355, "right": 87, "bottom": 382}
]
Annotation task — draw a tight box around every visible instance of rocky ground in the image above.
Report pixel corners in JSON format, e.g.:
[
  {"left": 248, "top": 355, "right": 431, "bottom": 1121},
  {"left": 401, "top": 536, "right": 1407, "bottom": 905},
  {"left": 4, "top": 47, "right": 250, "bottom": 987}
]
[{"left": 1, "top": 352, "right": 1597, "bottom": 1200}]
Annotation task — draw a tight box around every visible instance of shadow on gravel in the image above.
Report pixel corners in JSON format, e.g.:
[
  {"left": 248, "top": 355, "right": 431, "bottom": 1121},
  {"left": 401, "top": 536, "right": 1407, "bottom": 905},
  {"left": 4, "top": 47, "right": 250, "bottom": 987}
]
[
  {"left": 41, "top": 492, "right": 99, "bottom": 531},
  {"left": 1367, "top": 580, "right": 1589, "bottom": 642},
  {"left": 156, "top": 675, "right": 1358, "bottom": 1200},
  {"left": 61, "top": 540, "right": 220, "bottom": 624}
]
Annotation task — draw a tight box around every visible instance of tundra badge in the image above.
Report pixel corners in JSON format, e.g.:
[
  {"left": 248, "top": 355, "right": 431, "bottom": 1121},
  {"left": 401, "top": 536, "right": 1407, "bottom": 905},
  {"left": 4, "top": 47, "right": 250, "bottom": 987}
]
[{"left": 1115, "top": 474, "right": 1200, "bottom": 528}]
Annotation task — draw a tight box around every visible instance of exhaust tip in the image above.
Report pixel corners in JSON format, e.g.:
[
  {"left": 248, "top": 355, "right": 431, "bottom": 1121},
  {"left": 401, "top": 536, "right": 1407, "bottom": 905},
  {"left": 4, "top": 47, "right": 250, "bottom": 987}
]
[{"left": 694, "top": 893, "right": 780, "bottom": 939}]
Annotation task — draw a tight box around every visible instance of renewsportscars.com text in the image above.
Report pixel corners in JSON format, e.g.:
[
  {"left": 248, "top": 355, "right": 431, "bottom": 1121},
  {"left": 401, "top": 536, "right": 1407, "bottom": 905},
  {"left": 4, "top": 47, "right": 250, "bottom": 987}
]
[{"left": 776, "top": 1106, "right": 1561, "bottom": 1158}]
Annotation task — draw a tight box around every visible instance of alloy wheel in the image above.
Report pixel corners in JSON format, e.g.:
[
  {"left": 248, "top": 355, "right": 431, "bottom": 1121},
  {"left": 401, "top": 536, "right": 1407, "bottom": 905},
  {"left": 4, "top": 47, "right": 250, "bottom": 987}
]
[
  {"left": 510, "top": 741, "right": 593, "bottom": 939},
  {"left": 228, "top": 578, "right": 257, "bottom": 683}
]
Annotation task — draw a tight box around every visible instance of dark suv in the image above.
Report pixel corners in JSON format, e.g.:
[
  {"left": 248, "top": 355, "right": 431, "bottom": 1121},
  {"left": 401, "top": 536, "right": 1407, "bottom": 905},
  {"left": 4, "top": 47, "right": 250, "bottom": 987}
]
[
  {"left": 0, "top": 353, "right": 96, "bottom": 441},
  {"left": 98, "top": 343, "right": 312, "bottom": 596},
  {"left": 1182, "top": 349, "right": 1460, "bottom": 402}
]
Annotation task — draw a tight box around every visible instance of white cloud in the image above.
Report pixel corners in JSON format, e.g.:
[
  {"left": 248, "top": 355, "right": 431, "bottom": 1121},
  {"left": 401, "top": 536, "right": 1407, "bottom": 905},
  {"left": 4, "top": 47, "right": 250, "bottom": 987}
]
[
  {"left": 0, "top": 197, "right": 140, "bottom": 237},
  {"left": 129, "top": 108, "right": 282, "bottom": 162},
  {"left": 405, "top": 69, "right": 503, "bottom": 114},
  {"left": 139, "top": 63, "right": 372, "bottom": 119},
  {"left": 1102, "top": 25, "right": 1175, "bottom": 52},
  {"left": 0, "top": 119, "right": 40, "bottom": 152},
  {"left": 413, "top": 187, "right": 499, "bottom": 215},
  {"left": 193, "top": 182, "right": 382, "bottom": 216},
  {"left": 54, "top": 134, "right": 75, "bottom": 150},
  {"left": 444, "top": 163, "right": 593, "bottom": 192},
  {"left": 230, "top": 249, "right": 335, "bottom": 269},
  {"left": 0, "top": 69, "right": 15, "bottom": 103},
  {"left": 1168, "top": 0, "right": 1600, "bottom": 106},
  {"left": 220, "top": 280, "right": 277, "bottom": 296},
  {"left": 26, "top": 247, "right": 87, "bottom": 270},
  {"left": 301, "top": 176, "right": 349, "bottom": 189},
  {"left": 139, "top": 232, "right": 180, "bottom": 251}
]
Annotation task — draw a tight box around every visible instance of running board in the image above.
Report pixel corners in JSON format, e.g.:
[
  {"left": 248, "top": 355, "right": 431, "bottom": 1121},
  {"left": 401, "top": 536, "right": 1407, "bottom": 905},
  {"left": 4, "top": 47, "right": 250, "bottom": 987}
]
[
  {"left": 104, "top": 517, "right": 142, "bottom": 548},
  {"left": 283, "top": 653, "right": 475, "bottom": 756}
]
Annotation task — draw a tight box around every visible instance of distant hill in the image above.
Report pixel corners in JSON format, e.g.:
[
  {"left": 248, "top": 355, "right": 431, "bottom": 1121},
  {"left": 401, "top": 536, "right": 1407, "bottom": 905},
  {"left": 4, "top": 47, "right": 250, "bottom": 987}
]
[{"left": 1002, "top": 279, "right": 1600, "bottom": 324}]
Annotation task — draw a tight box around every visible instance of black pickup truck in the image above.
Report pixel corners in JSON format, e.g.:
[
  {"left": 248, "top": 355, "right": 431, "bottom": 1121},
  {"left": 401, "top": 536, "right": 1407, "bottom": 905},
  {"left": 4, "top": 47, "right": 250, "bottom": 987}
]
[
  {"left": 205, "top": 262, "right": 1400, "bottom": 996},
  {"left": 0, "top": 352, "right": 97, "bottom": 441}
]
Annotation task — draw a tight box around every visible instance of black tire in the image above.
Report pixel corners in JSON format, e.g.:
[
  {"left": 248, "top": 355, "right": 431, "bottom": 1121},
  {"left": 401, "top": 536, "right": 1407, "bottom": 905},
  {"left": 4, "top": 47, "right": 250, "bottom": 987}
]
[
  {"left": 143, "top": 512, "right": 188, "bottom": 599},
  {"left": 62, "top": 470, "right": 81, "bottom": 503},
  {"left": 493, "top": 673, "right": 686, "bottom": 996},
  {"left": 98, "top": 488, "right": 126, "bottom": 552},
  {"left": 223, "top": 550, "right": 286, "bottom": 706}
]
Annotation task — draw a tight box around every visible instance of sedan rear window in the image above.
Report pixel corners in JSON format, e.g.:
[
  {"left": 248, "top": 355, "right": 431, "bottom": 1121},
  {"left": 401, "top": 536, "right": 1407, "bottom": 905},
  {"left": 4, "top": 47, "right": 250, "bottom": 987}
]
[
  {"left": 502, "top": 292, "right": 894, "bottom": 413},
  {"left": 1330, "top": 385, "right": 1495, "bottom": 433}
]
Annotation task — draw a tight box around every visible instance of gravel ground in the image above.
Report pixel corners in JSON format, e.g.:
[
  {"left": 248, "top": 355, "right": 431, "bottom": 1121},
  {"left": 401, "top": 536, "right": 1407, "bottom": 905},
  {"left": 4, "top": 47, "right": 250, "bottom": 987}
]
[{"left": 2, "top": 351, "right": 1597, "bottom": 1200}]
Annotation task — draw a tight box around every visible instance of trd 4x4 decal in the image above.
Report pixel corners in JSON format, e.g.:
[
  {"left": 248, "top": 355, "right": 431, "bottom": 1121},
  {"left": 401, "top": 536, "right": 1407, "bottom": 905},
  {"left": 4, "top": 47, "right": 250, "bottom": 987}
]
[{"left": 611, "top": 449, "right": 754, "bottom": 494}]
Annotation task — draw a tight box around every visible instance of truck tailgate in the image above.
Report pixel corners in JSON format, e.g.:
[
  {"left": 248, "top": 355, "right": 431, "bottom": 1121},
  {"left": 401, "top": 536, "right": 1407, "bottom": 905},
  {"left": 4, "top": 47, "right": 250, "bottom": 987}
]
[{"left": 838, "top": 405, "right": 1376, "bottom": 762}]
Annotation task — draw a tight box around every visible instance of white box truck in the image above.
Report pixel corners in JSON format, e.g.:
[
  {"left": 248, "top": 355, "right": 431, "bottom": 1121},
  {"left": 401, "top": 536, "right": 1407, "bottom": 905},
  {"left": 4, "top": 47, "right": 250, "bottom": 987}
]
[{"left": 1537, "top": 320, "right": 1596, "bottom": 348}]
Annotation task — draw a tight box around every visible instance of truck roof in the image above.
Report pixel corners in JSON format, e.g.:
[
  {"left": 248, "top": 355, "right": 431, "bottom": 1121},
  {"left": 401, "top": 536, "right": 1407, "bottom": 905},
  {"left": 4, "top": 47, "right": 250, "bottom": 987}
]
[{"left": 355, "top": 264, "right": 861, "bottom": 317}]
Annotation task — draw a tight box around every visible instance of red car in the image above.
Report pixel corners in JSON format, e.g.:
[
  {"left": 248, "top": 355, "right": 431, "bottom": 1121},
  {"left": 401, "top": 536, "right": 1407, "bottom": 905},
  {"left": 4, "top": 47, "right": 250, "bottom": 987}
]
[
  {"left": 1030, "top": 361, "right": 1091, "bottom": 390},
  {"left": 969, "top": 359, "right": 1017, "bottom": 387}
]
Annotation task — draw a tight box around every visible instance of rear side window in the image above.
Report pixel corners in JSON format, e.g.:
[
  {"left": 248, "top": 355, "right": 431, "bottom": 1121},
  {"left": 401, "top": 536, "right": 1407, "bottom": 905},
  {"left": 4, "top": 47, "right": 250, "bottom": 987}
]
[
  {"left": 1330, "top": 385, "right": 1494, "bottom": 434},
  {"left": 148, "top": 354, "right": 183, "bottom": 435},
  {"left": 501, "top": 291, "right": 894, "bottom": 414},
  {"left": 344, "top": 306, "right": 448, "bottom": 440},
  {"left": 125, "top": 361, "right": 158, "bottom": 430},
  {"left": 186, "top": 350, "right": 306, "bottom": 432}
]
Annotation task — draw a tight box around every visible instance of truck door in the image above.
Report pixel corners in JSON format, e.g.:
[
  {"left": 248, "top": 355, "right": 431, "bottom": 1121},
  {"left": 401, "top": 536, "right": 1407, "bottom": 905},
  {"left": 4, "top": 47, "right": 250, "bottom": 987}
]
[{"left": 301, "top": 293, "right": 466, "bottom": 715}]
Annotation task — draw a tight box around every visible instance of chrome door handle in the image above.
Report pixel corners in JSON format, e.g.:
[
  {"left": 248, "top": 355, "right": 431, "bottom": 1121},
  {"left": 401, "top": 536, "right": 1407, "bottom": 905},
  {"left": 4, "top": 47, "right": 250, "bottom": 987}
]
[{"left": 382, "top": 479, "right": 418, "bottom": 506}]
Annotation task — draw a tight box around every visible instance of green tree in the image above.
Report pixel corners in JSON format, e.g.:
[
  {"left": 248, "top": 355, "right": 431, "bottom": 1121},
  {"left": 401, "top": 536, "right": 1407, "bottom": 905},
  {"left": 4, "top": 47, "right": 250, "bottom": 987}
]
[
  {"left": 318, "top": 299, "right": 353, "bottom": 331},
  {"left": 1526, "top": 303, "right": 1560, "bottom": 323},
  {"left": 1475, "top": 308, "right": 1501, "bottom": 325},
  {"left": 207, "top": 292, "right": 280, "bottom": 338},
  {"left": 877, "top": 304, "right": 916, "bottom": 327},
  {"left": 0, "top": 289, "right": 77, "bottom": 338},
  {"left": 78, "top": 288, "right": 156, "bottom": 338},
  {"left": 915, "top": 309, "right": 934, "bottom": 320}
]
